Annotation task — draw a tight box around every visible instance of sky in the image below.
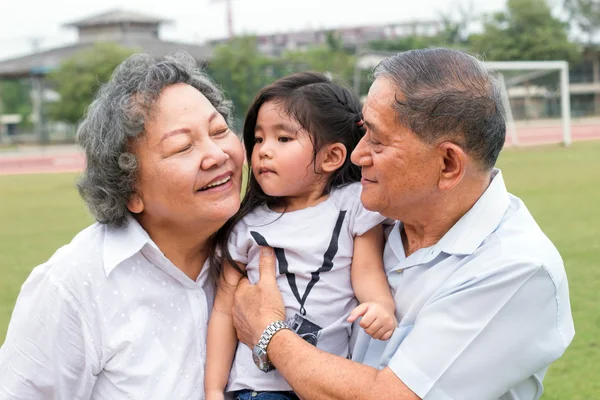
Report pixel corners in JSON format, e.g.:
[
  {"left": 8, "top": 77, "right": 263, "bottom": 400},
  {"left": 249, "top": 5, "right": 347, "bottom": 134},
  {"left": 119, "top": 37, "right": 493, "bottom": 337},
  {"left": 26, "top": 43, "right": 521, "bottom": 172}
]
[{"left": 0, "top": 0, "right": 509, "bottom": 61}]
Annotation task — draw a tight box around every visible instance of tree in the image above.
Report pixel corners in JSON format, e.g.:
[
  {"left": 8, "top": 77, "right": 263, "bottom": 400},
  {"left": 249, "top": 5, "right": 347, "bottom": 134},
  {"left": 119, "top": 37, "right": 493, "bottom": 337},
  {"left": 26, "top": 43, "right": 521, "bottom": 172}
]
[
  {"left": 47, "top": 42, "right": 136, "bottom": 123},
  {"left": 207, "top": 35, "right": 357, "bottom": 126},
  {"left": 565, "top": 0, "right": 600, "bottom": 43},
  {"left": 207, "top": 36, "right": 273, "bottom": 128},
  {"left": 0, "top": 79, "right": 32, "bottom": 124},
  {"left": 369, "top": 35, "right": 440, "bottom": 52},
  {"left": 470, "top": 0, "right": 581, "bottom": 62},
  {"left": 283, "top": 45, "right": 357, "bottom": 84}
]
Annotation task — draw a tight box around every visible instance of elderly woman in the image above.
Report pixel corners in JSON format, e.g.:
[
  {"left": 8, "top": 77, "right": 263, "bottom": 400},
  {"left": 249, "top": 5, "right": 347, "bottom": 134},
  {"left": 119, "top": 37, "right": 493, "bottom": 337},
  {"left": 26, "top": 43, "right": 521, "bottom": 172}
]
[{"left": 0, "top": 52, "right": 244, "bottom": 399}]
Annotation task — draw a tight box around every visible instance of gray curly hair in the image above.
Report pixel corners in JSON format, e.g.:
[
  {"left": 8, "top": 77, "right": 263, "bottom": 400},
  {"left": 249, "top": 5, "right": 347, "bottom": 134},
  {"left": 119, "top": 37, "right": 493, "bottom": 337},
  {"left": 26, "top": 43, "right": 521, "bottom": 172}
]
[{"left": 76, "top": 52, "right": 233, "bottom": 227}]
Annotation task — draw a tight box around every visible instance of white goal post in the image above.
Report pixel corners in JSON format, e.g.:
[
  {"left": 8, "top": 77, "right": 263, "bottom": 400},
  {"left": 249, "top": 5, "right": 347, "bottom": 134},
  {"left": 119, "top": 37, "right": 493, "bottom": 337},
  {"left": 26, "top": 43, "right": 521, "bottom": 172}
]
[{"left": 353, "top": 56, "right": 572, "bottom": 146}]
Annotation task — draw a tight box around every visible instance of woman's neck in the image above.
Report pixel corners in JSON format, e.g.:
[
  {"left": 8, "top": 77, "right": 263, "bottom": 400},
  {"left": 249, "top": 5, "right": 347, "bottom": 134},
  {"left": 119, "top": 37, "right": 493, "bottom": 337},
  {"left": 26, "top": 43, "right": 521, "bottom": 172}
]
[{"left": 137, "top": 217, "right": 214, "bottom": 281}]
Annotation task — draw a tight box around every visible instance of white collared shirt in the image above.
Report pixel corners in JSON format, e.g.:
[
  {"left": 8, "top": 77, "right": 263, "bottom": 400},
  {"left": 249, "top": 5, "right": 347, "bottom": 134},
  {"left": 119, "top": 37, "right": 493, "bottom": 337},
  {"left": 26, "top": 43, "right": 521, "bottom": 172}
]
[
  {"left": 0, "top": 216, "right": 214, "bottom": 400},
  {"left": 353, "top": 169, "right": 575, "bottom": 400}
]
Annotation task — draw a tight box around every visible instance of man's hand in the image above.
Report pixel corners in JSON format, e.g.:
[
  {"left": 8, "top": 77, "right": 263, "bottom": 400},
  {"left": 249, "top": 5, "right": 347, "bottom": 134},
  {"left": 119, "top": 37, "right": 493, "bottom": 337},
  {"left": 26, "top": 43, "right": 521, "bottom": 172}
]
[
  {"left": 347, "top": 302, "right": 397, "bottom": 341},
  {"left": 232, "top": 246, "right": 286, "bottom": 347}
]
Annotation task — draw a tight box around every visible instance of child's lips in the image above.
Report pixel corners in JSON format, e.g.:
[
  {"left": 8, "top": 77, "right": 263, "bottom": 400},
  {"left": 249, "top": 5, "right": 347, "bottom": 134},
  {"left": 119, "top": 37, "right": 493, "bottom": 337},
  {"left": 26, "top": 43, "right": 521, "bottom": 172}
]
[{"left": 259, "top": 167, "right": 276, "bottom": 174}]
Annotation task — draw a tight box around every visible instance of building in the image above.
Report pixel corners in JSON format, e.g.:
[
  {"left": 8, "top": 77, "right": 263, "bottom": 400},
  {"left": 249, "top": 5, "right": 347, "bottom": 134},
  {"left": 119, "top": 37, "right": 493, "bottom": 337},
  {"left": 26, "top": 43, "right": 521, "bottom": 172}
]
[
  {"left": 500, "top": 47, "right": 600, "bottom": 119},
  {"left": 0, "top": 9, "right": 212, "bottom": 143},
  {"left": 0, "top": 9, "right": 212, "bottom": 79},
  {"left": 567, "top": 46, "right": 600, "bottom": 117},
  {"left": 210, "top": 20, "right": 445, "bottom": 56}
]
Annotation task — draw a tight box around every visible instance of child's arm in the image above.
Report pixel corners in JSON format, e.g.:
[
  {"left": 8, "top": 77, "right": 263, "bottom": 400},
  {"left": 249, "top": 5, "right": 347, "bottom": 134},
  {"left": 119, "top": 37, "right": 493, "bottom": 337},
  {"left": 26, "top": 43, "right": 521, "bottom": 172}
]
[
  {"left": 347, "top": 224, "right": 397, "bottom": 341},
  {"left": 205, "top": 261, "right": 246, "bottom": 400}
]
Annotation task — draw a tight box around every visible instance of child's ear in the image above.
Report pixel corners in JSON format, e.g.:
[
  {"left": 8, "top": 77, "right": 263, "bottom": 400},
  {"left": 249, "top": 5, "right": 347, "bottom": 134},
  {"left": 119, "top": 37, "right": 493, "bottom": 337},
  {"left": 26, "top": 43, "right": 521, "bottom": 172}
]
[{"left": 320, "top": 142, "right": 347, "bottom": 173}]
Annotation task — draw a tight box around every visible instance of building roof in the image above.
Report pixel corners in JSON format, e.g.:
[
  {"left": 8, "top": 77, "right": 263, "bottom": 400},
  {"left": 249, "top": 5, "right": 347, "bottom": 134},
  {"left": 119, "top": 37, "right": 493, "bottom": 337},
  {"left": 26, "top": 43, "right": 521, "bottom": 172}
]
[
  {"left": 0, "top": 38, "right": 212, "bottom": 79},
  {"left": 63, "top": 9, "right": 171, "bottom": 28}
]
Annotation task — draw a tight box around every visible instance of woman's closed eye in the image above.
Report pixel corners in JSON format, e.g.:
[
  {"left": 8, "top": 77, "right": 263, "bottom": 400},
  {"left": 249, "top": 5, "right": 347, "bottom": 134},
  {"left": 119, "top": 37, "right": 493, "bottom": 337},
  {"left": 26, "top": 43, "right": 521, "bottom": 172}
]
[
  {"left": 178, "top": 144, "right": 192, "bottom": 153},
  {"left": 162, "top": 137, "right": 193, "bottom": 156},
  {"left": 210, "top": 127, "right": 230, "bottom": 138}
]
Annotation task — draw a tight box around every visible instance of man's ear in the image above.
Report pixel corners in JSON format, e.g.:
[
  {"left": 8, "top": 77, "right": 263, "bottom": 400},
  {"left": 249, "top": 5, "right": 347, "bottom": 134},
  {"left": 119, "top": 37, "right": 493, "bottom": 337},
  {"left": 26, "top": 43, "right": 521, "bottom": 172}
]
[
  {"left": 127, "top": 193, "right": 144, "bottom": 214},
  {"left": 319, "top": 142, "right": 347, "bottom": 173},
  {"left": 437, "top": 142, "right": 468, "bottom": 191}
]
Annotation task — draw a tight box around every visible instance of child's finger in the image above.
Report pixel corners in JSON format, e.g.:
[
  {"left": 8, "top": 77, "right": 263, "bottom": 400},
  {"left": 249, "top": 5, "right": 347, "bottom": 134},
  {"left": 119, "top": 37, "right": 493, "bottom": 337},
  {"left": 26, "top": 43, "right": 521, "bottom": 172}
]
[
  {"left": 347, "top": 303, "right": 369, "bottom": 322},
  {"left": 368, "top": 324, "right": 389, "bottom": 340},
  {"left": 380, "top": 329, "right": 394, "bottom": 341},
  {"left": 359, "top": 309, "right": 378, "bottom": 329}
]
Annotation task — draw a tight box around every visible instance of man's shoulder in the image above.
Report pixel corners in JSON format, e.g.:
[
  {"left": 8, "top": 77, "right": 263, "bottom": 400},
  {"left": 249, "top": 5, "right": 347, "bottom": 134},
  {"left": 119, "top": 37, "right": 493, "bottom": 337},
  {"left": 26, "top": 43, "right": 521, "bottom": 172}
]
[{"left": 471, "top": 193, "right": 564, "bottom": 282}]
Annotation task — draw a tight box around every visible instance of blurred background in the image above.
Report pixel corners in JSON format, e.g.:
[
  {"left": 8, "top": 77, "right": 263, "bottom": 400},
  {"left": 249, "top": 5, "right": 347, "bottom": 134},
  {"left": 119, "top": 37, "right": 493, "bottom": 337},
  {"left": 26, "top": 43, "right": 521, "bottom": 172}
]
[{"left": 0, "top": 0, "right": 598, "bottom": 398}]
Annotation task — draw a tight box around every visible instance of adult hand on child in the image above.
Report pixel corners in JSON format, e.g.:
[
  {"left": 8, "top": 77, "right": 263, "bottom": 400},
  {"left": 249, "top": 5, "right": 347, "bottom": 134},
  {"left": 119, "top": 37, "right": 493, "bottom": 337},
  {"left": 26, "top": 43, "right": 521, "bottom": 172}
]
[
  {"left": 233, "top": 246, "right": 287, "bottom": 347},
  {"left": 347, "top": 302, "right": 397, "bottom": 341}
]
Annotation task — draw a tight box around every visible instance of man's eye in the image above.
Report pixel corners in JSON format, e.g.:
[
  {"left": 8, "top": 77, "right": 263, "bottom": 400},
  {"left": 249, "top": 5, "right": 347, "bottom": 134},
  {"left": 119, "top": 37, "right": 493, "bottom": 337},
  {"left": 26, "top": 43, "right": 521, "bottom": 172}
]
[{"left": 179, "top": 144, "right": 192, "bottom": 153}]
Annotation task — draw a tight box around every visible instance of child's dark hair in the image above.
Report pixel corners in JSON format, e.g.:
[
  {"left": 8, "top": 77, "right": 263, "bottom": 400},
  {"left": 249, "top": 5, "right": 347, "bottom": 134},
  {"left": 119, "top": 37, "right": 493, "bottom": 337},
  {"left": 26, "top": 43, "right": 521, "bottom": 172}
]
[{"left": 210, "top": 71, "right": 366, "bottom": 282}]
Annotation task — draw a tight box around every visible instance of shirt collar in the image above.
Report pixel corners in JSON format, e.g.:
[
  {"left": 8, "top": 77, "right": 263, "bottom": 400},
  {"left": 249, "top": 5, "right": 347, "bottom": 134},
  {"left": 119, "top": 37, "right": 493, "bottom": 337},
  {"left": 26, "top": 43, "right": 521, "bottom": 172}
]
[
  {"left": 103, "top": 214, "right": 159, "bottom": 277},
  {"left": 435, "top": 168, "right": 510, "bottom": 256}
]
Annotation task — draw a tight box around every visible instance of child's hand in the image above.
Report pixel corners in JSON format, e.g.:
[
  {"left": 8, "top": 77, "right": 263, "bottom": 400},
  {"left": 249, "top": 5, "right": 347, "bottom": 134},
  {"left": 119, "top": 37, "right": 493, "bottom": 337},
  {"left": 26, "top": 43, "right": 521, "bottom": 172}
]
[{"left": 347, "top": 302, "right": 397, "bottom": 341}]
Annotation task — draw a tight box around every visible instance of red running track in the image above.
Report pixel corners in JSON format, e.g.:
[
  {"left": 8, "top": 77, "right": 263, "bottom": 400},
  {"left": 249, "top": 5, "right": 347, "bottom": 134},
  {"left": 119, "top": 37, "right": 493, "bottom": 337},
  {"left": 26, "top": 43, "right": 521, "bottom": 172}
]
[
  {"left": 505, "top": 122, "right": 600, "bottom": 146},
  {"left": 0, "top": 123, "right": 598, "bottom": 176},
  {"left": 0, "top": 152, "right": 85, "bottom": 176}
]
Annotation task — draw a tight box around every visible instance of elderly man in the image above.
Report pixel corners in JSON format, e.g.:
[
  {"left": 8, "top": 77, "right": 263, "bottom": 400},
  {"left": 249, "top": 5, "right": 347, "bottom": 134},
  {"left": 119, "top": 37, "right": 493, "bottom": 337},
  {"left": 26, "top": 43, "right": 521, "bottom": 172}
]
[{"left": 231, "top": 48, "right": 574, "bottom": 400}]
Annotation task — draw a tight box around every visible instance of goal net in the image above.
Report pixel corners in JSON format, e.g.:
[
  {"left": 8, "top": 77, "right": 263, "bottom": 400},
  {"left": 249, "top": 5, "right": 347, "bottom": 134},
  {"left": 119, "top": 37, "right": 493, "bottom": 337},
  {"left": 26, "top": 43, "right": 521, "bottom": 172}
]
[
  {"left": 485, "top": 61, "right": 571, "bottom": 147},
  {"left": 354, "top": 55, "right": 572, "bottom": 147}
]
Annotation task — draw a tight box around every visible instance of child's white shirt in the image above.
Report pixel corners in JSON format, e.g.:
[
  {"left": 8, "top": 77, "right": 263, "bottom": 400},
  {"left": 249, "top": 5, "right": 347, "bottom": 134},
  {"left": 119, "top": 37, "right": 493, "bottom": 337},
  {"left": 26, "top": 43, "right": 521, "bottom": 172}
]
[{"left": 226, "top": 182, "right": 386, "bottom": 392}]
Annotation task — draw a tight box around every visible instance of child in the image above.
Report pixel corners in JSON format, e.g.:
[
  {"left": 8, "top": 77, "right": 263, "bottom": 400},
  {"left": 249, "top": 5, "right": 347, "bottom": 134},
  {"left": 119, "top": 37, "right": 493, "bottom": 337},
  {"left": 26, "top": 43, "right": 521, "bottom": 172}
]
[{"left": 205, "top": 72, "right": 396, "bottom": 400}]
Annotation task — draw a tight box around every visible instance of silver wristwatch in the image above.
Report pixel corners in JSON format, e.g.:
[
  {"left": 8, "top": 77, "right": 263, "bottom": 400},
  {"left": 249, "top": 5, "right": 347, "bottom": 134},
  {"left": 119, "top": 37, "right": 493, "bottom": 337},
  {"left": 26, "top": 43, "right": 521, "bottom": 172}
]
[{"left": 252, "top": 320, "right": 291, "bottom": 372}]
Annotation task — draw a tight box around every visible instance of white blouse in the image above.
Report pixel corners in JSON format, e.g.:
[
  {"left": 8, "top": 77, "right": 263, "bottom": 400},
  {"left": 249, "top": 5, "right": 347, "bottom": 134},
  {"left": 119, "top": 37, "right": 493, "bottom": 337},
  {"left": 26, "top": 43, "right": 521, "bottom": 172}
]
[{"left": 0, "top": 216, "right": 214, "bottom": 399}]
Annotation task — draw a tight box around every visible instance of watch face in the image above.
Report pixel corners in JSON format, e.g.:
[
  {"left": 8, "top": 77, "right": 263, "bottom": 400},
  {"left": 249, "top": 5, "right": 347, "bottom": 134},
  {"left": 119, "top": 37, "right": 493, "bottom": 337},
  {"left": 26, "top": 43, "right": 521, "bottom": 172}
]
[{"left": 252, "top": 346, "right": 271, "bottom": 372}]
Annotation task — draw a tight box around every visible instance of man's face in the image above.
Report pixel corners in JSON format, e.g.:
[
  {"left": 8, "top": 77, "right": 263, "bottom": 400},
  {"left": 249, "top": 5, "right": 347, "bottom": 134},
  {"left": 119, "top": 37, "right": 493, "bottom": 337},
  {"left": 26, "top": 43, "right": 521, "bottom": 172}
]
[{"left": 350, "top": 77, "right": 441, "bottom": 220}]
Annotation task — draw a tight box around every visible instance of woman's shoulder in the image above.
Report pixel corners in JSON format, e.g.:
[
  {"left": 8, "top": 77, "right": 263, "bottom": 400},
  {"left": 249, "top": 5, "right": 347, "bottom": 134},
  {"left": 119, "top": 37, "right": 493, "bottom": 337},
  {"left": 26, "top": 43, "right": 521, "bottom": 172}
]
[{"left": 29, "top": 223, "right": 108, "bottom": 290}]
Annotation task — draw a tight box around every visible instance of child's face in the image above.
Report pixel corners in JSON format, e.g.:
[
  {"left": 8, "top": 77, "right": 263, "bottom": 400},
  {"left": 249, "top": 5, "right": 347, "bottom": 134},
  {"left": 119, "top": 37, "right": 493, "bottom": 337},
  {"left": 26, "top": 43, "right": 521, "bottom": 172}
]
[{"left": 252, "top": 100, "right": 323, "bottom": 198}]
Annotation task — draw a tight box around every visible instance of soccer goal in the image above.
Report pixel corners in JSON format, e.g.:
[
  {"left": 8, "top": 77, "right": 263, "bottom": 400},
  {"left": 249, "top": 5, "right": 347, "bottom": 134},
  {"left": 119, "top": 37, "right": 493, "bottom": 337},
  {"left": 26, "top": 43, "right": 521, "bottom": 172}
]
[
  {"left": 353, "top": 54, "right": 572, "bottom": 147},
  {"left": 485, "top": 61, "right": 572, "bottom": 147}
]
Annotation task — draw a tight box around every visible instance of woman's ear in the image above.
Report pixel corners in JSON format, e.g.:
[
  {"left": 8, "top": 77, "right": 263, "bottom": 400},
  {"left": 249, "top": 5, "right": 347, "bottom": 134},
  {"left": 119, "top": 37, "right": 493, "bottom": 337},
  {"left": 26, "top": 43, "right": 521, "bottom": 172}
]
[
  {"left": 127, "top": 193, "right": 144, "bottom": 214},
  {"left": 319, "top": 142, "right": 347, "bottom": 173}
]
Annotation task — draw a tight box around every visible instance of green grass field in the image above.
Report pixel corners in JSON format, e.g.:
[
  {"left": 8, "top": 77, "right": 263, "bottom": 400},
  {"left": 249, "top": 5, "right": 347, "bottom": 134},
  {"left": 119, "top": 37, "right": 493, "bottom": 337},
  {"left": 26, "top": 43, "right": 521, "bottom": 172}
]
[{"left": 1, "top": 142, "right": 599, "bottom": 398}]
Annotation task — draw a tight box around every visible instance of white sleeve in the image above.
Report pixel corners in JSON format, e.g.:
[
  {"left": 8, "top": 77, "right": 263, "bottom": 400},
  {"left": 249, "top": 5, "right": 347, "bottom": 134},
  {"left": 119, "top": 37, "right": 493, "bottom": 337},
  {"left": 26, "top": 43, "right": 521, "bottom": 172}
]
[
  {"left": 227, "top": 221, "right": 250, "bottom": 264},
  {"left": 343, "top": 183, "right": 386, "bottom": 237},
  {"left": 386, "top": 259, "right": 574, "bottom": 400},
  {"left": 0, "top": 266, "right": 99, "bottom": 399}
]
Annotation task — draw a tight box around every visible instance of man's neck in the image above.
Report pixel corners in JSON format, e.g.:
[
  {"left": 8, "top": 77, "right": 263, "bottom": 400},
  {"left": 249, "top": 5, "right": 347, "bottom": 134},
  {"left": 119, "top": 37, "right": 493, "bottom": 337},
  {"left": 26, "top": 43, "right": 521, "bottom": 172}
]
[{"left": 401, "top": 175, "right": 492, "bottom": 257}]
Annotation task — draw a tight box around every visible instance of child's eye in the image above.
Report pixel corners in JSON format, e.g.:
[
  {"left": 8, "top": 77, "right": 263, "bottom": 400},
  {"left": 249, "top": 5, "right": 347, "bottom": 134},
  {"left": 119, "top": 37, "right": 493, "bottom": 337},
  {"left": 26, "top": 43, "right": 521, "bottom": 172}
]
[
  {"left": 279, "top": 137, "right": 292, "bottom": 143},
  {"left": 254, "top": 137, "right": 263, "bottom": 144}
]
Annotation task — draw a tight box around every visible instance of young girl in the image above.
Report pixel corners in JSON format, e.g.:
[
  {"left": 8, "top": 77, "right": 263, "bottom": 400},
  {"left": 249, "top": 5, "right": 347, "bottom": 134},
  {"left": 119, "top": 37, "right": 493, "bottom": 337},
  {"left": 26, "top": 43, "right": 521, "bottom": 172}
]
[{"left": 205, "top": 72, "right": 396, "bottom": 400}]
